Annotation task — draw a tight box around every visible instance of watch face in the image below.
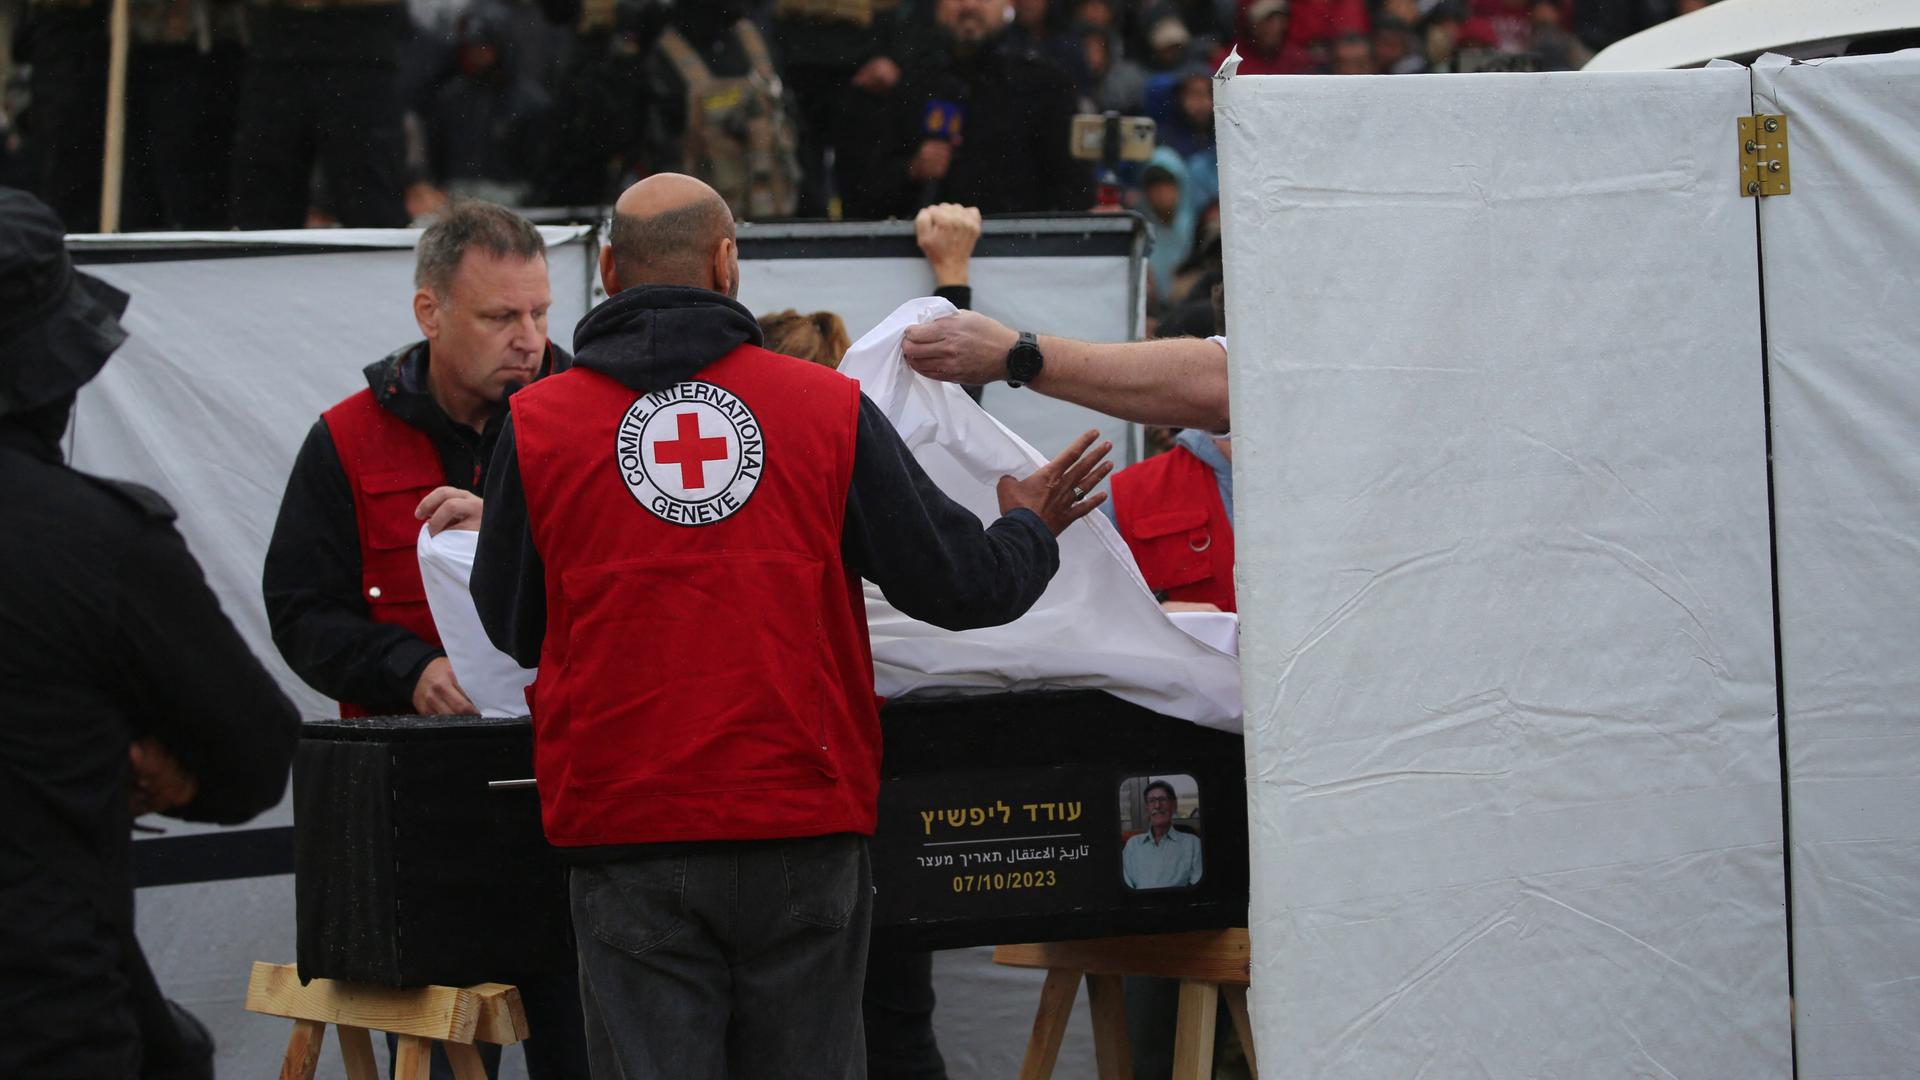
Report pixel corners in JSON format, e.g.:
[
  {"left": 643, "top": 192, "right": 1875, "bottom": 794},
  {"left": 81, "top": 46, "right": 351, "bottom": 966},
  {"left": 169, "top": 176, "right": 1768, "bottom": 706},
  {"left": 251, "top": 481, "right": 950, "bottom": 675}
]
[{"left": 1008, "top": 342, "right": 1043, "bottom": 385}]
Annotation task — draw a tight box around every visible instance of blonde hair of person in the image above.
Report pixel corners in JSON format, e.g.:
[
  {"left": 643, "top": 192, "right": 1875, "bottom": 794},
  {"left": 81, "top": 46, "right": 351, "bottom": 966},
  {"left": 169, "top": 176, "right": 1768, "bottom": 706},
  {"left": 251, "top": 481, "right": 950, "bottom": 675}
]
[{"left": 758, "top": 309, "right": 852, "bottom": 369}]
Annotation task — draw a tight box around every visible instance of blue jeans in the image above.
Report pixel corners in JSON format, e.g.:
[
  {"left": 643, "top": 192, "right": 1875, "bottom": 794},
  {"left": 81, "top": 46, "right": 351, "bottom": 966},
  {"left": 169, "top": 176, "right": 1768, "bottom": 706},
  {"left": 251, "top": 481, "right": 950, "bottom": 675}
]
[{"left": 569, "top": 834, "right": 871, "bottom": 1079}]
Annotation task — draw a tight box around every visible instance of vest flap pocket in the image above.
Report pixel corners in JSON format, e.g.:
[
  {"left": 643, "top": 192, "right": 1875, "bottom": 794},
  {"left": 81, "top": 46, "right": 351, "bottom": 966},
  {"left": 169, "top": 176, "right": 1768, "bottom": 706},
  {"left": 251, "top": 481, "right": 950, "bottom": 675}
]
[
  {"left": 560, "top": 550, "right": 839, "bottom": 799},
  {"left": 1125, "top": 508, "right": 1213, "bottom": 591},
  {"left": 359, "top": 471, "right": 438, "bottom": 551},
  {"left": 1130, "top": 507, "right": 1209, "bottom": 539},
  {"left": 361, "top": 468, "right": 441, "bottom": 496}
]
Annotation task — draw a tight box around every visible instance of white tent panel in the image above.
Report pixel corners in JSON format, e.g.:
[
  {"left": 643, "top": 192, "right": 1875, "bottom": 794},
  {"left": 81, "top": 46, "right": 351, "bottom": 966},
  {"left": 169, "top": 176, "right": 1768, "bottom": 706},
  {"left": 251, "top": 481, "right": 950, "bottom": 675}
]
[
  {"left": 1755, "top": 51, "right": 1920, "bottom": 1079},
  {"left": 1217, "top": 68, "right": 1790, "bottom": 1076}
]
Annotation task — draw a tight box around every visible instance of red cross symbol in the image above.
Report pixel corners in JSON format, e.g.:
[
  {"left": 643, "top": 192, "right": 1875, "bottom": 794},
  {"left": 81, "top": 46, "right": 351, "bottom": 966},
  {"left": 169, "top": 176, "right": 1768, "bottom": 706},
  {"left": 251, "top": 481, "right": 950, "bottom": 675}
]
[{"left": 653, "top": 411, "right": 730, "bottom": 490}]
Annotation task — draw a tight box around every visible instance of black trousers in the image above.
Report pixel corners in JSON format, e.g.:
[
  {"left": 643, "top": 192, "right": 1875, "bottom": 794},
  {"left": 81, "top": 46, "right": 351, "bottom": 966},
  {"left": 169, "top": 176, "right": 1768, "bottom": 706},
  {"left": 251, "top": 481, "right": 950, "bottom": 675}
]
[
  {"left": 123, "top": 44, "right": 244, "bottom": 231},
  {"left": 229, "top": 59, "right": 408, "bottom": 228},
  {"left": 26, "top": 10, "right": 108, "bottom": 233},
  {"left": 782, "top": 62, "right": 851, "bottom": 219},
  {"left": 863, "top": 945, "right": 948, "bottom": 1079},
  {"left": 782, "top": 62, "right": 901, "bottom": 221}
]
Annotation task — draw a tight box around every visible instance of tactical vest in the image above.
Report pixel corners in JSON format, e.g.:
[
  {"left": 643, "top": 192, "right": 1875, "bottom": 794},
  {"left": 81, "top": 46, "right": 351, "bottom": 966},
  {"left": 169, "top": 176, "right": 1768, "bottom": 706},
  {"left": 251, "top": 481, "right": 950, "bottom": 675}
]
[
  {"left": 509, "top": 345, "right": 878, "bottom": 847},
  {"left": 321, "top": 389, "right": 445, "bottom": 716},
  {"left": 656, "top": 20, "right": 802, "bottom": 221},
  {"left": 1112, "top": 445, "right": 1237, "bottom": 613}
]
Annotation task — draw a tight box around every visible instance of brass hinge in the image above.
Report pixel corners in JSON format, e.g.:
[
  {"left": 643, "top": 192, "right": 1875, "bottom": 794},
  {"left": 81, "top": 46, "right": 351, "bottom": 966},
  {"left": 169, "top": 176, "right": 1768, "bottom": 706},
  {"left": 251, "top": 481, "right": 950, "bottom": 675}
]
[{"left": 1740, "top": 114, "right": 1791, "bottom": 197}]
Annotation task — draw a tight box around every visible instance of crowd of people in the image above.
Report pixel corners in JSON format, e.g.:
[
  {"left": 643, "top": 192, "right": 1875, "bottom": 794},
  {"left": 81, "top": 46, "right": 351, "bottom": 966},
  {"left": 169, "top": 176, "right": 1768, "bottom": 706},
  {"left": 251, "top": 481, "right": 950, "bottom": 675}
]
[{"left": 4, "top": 1, "right": 1712, "bottom": 236}]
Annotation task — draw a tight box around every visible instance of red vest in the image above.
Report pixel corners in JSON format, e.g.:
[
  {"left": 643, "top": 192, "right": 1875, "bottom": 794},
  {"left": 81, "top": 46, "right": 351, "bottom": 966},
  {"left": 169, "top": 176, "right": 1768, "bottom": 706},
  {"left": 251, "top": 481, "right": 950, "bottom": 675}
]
[
  {"left": 321, "top": 390, "right": 444, "bottom": 717},
  {"left": 1111, "top": 445, "right": 1236, "bottom": 612},
  {"left": 509, "top": 345, "right": 877, "bottom": 848}
]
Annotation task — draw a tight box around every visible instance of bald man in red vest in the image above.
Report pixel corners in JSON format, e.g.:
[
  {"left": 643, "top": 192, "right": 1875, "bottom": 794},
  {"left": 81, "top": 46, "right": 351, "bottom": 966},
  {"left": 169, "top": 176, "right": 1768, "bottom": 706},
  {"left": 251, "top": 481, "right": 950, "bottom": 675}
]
[{"left": 473, "top": 173, "right": 1113, "bottom": 1079}]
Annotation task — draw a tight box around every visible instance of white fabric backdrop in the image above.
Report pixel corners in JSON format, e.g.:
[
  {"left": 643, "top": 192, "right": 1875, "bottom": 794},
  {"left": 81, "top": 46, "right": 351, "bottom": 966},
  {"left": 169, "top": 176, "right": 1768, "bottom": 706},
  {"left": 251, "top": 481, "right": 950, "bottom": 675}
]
[
  {"left": 1755, "top": 50, "right": 1920, "bottom": 1079},
  {"left": 1218, "top": 65, "right": 1792, "bottom": 1076}
]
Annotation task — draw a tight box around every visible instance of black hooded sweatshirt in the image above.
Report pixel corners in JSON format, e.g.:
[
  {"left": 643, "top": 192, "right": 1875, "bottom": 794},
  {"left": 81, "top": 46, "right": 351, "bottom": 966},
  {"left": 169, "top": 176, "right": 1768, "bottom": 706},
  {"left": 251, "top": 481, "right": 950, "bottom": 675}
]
[{"left": 472, "top": 285, "right": 1059, "bottom": 670}]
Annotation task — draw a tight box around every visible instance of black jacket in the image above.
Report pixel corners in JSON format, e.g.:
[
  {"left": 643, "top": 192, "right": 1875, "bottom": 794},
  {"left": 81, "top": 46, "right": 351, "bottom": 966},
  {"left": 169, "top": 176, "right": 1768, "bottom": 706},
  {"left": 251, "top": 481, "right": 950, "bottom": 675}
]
[
  {"left": 0, "top": 411, "right": 299, "bottom": 1077},
  {"left": 262, "top": 340, "right": 571, "bottom": 714},
  {"left": 848, "top": 34, "right": 1092, "bottom": 219},
  {"left": 473, "top": 285, "right": 1058, "bottom": 668}
]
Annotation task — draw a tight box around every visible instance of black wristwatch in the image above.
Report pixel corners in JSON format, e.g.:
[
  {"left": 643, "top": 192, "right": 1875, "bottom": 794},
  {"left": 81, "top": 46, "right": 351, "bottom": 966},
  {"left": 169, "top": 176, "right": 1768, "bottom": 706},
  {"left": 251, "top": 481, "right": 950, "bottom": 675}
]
[{"left": 1006, "top": 331, "right": 1043, "bottom": 388}]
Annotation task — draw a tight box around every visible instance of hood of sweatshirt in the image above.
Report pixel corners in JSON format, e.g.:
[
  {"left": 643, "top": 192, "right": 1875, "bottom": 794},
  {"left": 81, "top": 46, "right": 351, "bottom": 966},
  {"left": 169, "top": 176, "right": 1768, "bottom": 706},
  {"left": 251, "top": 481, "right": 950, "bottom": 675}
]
[{"left": 570, "top": 285, "right": 765, "bottom": 393}]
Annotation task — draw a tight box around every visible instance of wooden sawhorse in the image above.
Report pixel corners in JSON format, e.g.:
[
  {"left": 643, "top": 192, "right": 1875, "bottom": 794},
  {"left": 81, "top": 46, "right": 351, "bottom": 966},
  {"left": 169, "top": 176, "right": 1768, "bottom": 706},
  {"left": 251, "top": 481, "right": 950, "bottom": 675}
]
[
  {"left": 244, "top": 961, "right": 529, "bottom": 1079},
  {"left": 994, "top": 929, "right": 1255, "bottom": 1080}
]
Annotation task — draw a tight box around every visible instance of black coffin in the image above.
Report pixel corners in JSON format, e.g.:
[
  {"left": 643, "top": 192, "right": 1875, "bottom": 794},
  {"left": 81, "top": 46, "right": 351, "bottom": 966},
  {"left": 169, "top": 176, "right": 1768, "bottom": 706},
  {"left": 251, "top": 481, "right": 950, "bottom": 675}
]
[
  {"left": 293, "top": 714, "right": 573, "bottom": 988},
  {"left": 294, "top": 692, "right": 1246, "bottom": 985}
]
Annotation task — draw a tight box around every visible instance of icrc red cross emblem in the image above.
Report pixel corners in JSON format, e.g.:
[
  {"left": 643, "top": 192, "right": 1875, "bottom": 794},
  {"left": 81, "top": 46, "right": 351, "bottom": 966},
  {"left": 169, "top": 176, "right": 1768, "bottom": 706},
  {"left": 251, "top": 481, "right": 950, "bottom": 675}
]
[{"left": 615, "top": 381, "right": 764, "bottom": 526}]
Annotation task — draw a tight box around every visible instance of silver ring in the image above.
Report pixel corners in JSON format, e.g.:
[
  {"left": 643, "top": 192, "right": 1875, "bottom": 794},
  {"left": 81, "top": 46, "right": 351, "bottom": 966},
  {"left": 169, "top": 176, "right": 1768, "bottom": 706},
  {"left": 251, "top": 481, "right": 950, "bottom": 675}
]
[{"left": 1071, "top": 486, "right": 1086, "bottom": 500}]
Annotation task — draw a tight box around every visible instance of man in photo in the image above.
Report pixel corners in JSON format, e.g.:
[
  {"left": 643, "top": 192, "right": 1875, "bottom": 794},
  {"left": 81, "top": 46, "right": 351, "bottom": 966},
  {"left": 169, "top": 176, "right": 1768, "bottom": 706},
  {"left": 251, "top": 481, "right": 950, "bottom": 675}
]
[{"left": 1123, "top": 779, "right": 1203, "bottom": 889}]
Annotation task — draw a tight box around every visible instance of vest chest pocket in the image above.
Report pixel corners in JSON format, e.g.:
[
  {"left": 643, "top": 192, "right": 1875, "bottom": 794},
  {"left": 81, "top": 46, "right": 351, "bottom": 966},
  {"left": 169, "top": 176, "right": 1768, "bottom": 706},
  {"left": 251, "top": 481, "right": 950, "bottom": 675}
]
[
  {"left": 1127, "top": 507, "right": 1216, "bottom": 591},
  {"left": 358, "top": 469, "right": 441, "bottom": 552}
]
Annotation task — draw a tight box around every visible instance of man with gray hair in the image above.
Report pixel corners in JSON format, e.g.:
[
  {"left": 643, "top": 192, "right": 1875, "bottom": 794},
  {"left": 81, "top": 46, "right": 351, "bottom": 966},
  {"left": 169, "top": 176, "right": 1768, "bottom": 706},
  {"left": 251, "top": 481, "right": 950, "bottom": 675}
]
[
  {"left": 263, "top": 203, "right": 587, "bottom": 1076},
  {"left": 266, "top": 199, "right": 558, "bottom": 718}
]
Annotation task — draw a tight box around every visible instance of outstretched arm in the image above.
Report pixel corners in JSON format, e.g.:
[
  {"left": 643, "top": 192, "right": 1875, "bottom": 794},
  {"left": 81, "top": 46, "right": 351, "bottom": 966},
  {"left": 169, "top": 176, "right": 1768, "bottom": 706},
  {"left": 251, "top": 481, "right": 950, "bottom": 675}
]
[
  {"left": 842, "top": 398, "right": 1110, "bottom": 631},
  {"left": 902, "top": 310, "right": 1231, "bottom": 432}
]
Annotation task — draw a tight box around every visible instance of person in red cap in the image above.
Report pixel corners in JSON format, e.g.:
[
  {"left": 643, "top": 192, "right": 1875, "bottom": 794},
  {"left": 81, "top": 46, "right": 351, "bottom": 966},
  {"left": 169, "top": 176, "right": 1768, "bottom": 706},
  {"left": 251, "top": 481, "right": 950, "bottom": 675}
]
[{"left": 0, "top": 186, "right": 300, "bottom": 1078}]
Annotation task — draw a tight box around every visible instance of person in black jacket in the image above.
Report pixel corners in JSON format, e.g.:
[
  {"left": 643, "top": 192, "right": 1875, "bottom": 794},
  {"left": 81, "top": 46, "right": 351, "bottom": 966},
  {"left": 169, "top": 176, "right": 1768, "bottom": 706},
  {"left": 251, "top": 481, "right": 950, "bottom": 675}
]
[
  {"left": 846, "top": 0, "right": 1093, "bottom": 219},
  {"left": 0, "top": 187, "right": 301, "bottom": 1079},
  {"left": 262, "top": 201, "right": 588, "bottom": 1079},
  {"left": 263, "top": 201, "right": 566, "bottom": 719}
]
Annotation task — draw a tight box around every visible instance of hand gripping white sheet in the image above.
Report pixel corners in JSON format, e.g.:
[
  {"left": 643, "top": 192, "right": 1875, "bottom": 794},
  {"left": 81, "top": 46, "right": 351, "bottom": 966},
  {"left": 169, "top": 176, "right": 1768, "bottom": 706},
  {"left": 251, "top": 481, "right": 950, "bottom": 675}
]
[
  {"left": 838, "top": 297, "right": 1242, "bottom": 731},
  {"left": 416, "top": 524, "right": 536, "bottom": 717}
]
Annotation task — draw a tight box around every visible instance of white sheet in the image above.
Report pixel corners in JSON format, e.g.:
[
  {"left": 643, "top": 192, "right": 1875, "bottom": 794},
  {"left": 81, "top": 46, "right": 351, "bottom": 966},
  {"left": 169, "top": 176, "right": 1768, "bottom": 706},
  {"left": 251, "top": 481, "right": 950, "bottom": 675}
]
[
  {"left": 1219, "top": 67, "right": 1790, "bottom": 1075},
  {"left": 416, "top": 525, "right": 535, "bottom": 718},
  {"left": 840, "top": 297, "right": 1242, "bottom": 731},
  {"left": 1755, "top": 50, "right": 1920, "bottom": 1079}
]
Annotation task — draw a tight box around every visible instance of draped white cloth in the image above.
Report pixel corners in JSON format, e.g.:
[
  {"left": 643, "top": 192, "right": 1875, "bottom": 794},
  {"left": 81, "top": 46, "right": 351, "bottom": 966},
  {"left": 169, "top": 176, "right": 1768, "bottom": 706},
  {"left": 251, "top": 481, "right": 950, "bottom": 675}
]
[
  {"left": 418, "top": 525, "right": 536, "bottom": 718},
  {"left": 841, "top": 297, "right": 1242, "bottom": 731}
]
